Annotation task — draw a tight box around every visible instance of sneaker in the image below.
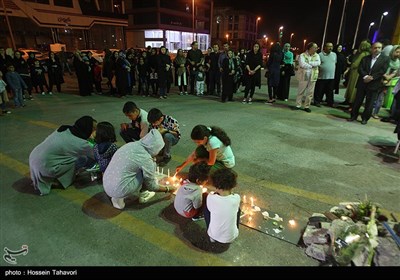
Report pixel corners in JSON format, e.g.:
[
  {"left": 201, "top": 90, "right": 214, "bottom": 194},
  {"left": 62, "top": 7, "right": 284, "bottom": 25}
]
[
  {"left": 179, "top": 92, "right": 183, "bottom": 96},
  {"left": 284, "top": 99, "right": 288, "bottom": 102},
  {"left": 48, "top": 92, "right": 53, "bottom": 95},
  {"left": 162, "top": 95, "right": 167, "bottom": 99},
  {"left": 192, "top": 215, "right": 204, "bottom": 221},
  {"left": 242, "top": 98, "right": 247, "bottom": 104},
  {"left": 29, "top": 95, "right": 34, "bottom": 100},
  {"left": 304, "top": 108, "right": 311, "bottom": 113},
  {"left": 111, "top": 197, "right": 125, "bottom": 210},
  {"left": 2, "top": 110, "right": 11, "bottom": 114},
  {"left": 372, "top": 114, "right": 379, "bottom": 119},
  {"left": 209, "top": 237, "right": 216, "bottom": 243},
  {"left": 86, "top": 163, "right": 100, "bottom": 173},
  {"left": 139, "top": 190, "right": 155, "bottom": 204},
  {"left": 41, "top": 92, "right": 46, "bottom": 95},
  {"left": 248, "top": 98, "right": 252, "bottom": 104},
  {"left": 184, "top": 92, "right": 188, "bottom": 95}
]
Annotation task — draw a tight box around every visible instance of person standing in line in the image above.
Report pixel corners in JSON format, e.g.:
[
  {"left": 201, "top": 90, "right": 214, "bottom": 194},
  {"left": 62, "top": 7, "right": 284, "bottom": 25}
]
[
  {"left": 333, "top": 44, "right": 346, "bottom": 96},
  {"left": 295, "top": 42, "right": 321, "bottom": 113},
  {"left": 277, "top": 43, "right": 294, "bottom": 101},
  {"left": 313, "top": 42, "right": 337, "bottom": 107},
  {"left": 242, "top": 42, "right": 262, "bottom": 104},
  {"left": 187, "top": 41, "right": 204, "bottom": 95},
  {"left": 348, "top": 41, "right": 390, "bottom": 125}
]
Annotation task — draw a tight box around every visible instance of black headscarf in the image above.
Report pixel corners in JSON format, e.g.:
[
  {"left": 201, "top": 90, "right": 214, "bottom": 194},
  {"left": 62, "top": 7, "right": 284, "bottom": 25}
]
[{"left": 57, "top": 116, "right": 96, "bottom": 140}]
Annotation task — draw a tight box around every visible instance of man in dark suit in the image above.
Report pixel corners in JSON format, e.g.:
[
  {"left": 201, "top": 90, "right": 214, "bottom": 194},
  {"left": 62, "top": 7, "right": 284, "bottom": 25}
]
[{"left": 348, "top": 42, "right": 390, "bottom": 125}]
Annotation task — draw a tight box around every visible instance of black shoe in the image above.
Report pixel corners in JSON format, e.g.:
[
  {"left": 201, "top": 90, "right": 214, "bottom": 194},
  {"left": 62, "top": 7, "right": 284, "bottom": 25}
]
[
  {"left": 313, "top": 103, "right": 321, "bottom": 107},
  {"left": 304, "top": 108, "right": 311, "bottom": 113},
  {"left": 347, "top": 118, "right": 356, "bottom": 122},
  {"left": 361, "top": 120, "right": 367, "bottom": 125}
]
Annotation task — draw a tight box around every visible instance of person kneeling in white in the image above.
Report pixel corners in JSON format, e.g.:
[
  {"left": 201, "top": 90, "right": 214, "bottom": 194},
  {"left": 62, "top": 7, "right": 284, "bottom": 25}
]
[{"left": 103, "top": 129, "right": 175, "bottom": 209}]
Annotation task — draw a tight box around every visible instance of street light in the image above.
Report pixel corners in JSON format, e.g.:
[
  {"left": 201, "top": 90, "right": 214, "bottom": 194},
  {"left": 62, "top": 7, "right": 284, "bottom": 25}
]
[
  {"left": 377, "top": 11, "right": 388, "bottom": 38},
  {"left": 303, "top": 39, "right": 307, "bottom": 51},
  {"left": 290, "top": 33, "right": 294, "bottom": 45},
  {"left": 367, "top": 22, "right": 374, "bottom": 39},
  {"left": 192, "top": 0, "right": 195, "bottom": 41},
  {"left": 255, "top": 17, "right": 261, "bottom": 39},
  {"left": 278, "top": 26, "right": 283, "bottom": 44}
]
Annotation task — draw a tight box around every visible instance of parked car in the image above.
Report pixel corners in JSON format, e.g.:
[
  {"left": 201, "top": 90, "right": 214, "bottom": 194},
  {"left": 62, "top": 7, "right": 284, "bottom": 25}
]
[
  {"left": 18, "top": 49, "right": 47, "bottom": 61},
  {"left": 80, "top": 50, "right": 104, "bottom": 63}
]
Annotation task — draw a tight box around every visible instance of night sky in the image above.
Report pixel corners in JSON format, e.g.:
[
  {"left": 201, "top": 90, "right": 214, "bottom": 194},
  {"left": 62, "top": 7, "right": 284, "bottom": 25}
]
[{"left": 214, "top": 0, "right": 399, "bottom": 52}]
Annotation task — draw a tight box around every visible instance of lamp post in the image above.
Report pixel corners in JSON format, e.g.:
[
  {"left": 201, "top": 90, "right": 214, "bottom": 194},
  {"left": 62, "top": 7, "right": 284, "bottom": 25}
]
[
  {"left": 278, "top": 26, "right": 283, "bottom": 44},
  {"left": 192, "top": 0, "right": 195, "bottom": 41},
  {"left": 290, "top": 33, "right": 294, "bottom": 45},
  {"left": 303, "top": 39, "right": 307, "bottom": 51},
  {"left": 255, "top": 17, "right": 261, "bottom": 39},
  {"left": 367, "top": 22, "right": 375, "bottom": 39},
  {"left": 377, "top": 11, "right": 388, "bottom": 39}
]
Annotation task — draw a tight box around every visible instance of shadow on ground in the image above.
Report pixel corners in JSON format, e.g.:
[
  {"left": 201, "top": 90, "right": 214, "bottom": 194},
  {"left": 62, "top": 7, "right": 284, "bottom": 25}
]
[
  {"left": 160, "top": 203, "right": 230, "bottom": 253},
  {"left": 368, "top": 137, "right": 399, "bottom": 165}
]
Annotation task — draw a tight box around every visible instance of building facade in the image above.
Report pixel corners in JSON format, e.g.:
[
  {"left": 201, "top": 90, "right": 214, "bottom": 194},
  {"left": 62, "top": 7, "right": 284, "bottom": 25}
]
[
  {"left": 0, "top": 0, "right": 128, "bottom": 51},
  {"left": 212, "top": 6, "right": 257, "bottom": 51},
  {"left": 125, "top": 0, "right": 212, "bottom": 53}
]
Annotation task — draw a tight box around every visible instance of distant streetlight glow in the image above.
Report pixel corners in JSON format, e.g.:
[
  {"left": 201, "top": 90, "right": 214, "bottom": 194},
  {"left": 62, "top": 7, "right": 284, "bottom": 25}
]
[
  {"left": 367, "top": 22, "right": 375, "bottom": 39},
  {"left": 226, "top": 33, "right": 229, "bottom": 42},
  {"left": 255, "top": 17, "right": 261, "bottom": 39},
  {"left": 303, "top": 39, "right": 307, "bottom": 51},
  {"left": 290, "top": 33, "right": 294, "bottom": 45},
  {"left": 376, "top": 11, "right": 388, "bottom": 41},
  {"left": 278, "top": 26, "right": 283, "bottom": 43}
]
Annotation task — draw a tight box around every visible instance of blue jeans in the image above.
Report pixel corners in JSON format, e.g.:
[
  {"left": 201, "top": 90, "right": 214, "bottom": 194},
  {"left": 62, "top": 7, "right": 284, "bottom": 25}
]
[{"left": 162, "top": 133, "right": 179, "bottom": 158}]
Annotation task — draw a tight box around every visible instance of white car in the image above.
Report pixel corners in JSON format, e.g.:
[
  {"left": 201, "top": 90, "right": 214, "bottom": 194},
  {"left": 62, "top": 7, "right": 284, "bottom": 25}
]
[{"left": 80, "top": 50, "right": 104, "bottom": 63}]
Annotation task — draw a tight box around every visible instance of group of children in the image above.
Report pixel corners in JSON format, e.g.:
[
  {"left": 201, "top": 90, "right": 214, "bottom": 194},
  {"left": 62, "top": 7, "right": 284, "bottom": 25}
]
[{"left": 84, "top": 100, "right": 240, "bottom": 244}]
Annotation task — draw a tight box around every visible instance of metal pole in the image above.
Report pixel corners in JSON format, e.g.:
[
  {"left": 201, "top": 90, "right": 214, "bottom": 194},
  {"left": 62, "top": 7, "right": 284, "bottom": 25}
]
[
  {"left": 337, "top": 0, "right": 347, "bottom": 44},
  {"left": 192, "top": 0, "right": 195, "bottom": 41},
  {"left": 321, "top": 0, "right": 332, "bottom": 48},
  {"left": 2, "top": 0, "right": 16, "bottom": 50},
  {"left": 352, "top": 0, "right": 365, "bottom": 49}
]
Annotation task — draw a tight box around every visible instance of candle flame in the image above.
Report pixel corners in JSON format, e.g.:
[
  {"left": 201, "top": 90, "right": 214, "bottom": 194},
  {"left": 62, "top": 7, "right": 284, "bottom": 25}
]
[{"left": 289, "top": 220, "right": 296, "bottom": 226}]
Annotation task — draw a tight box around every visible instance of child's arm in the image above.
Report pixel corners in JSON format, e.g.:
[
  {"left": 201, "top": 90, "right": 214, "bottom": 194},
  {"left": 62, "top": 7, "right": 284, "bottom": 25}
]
[
  {"left": 207, "top": 148, "right": 218, "bottom": 166},
  {"left": 176, "top": 150, "right": 196, "bottom": 174}
]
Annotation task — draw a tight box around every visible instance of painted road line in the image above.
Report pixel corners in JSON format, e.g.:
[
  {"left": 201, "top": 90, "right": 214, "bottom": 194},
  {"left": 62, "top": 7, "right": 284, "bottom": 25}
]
[{"left": 0, "top": 153, "right": 232, "bottom": 266}]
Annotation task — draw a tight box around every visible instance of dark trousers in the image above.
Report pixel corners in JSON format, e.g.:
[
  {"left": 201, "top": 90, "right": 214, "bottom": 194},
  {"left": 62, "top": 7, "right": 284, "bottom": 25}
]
[
  {"left": 314, "top": 79, "right": 335, "bottom": 105},
  {"left": 351, "top": 88, "right": 379, "bottom": 121},
  {"left": 209, "top": 71, "right": 221, "bottom": 95},
  {"left": 277, "top": 72, "right": 291, "bottom": 100}
]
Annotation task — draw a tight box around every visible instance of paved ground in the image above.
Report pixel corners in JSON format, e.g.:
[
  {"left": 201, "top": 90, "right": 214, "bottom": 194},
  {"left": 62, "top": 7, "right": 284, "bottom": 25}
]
[{"left": 0, "top": 73, "right": 399, "bottom": 270}]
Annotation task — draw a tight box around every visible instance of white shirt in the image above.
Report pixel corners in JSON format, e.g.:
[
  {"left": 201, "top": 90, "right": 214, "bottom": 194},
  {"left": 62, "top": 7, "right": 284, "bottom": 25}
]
[
  {"left": 206, "top": 136, "right": 235, "bottom": 168},
  {"left": 207, "top": 192, "right": 241, "bottom": 243}
]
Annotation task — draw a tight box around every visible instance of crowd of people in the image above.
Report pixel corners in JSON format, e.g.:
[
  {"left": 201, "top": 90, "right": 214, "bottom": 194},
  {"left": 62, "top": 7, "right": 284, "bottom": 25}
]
[{"left": 4, "top": 38, "right": 399, "bottom": 246}]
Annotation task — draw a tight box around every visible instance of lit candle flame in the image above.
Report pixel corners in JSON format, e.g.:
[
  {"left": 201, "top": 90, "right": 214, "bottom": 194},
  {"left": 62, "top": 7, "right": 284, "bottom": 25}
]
[
  {"left": 250, "top": 197, "right": 254, "bottom": 206},
  {"left": 289, "top": 220, "right": 296, "bottom": 226},
  {"left": 243, "top": 195, "right": 247, "bottom": 203}
]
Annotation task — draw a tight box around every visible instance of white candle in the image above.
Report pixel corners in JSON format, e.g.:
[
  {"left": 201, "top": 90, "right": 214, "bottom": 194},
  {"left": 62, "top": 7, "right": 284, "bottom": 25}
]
[
  {"left": 168, "top": 168, "right": 170, "bottom": 177},
  {"left": 250, "top": 197, "right": 254, "bottom": 206},
  {"left": 243, "top": 195, "right": 247, "bottom": 203},
  {"left": 161, "top": 168, "right": 164, "bottom": 175}
]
